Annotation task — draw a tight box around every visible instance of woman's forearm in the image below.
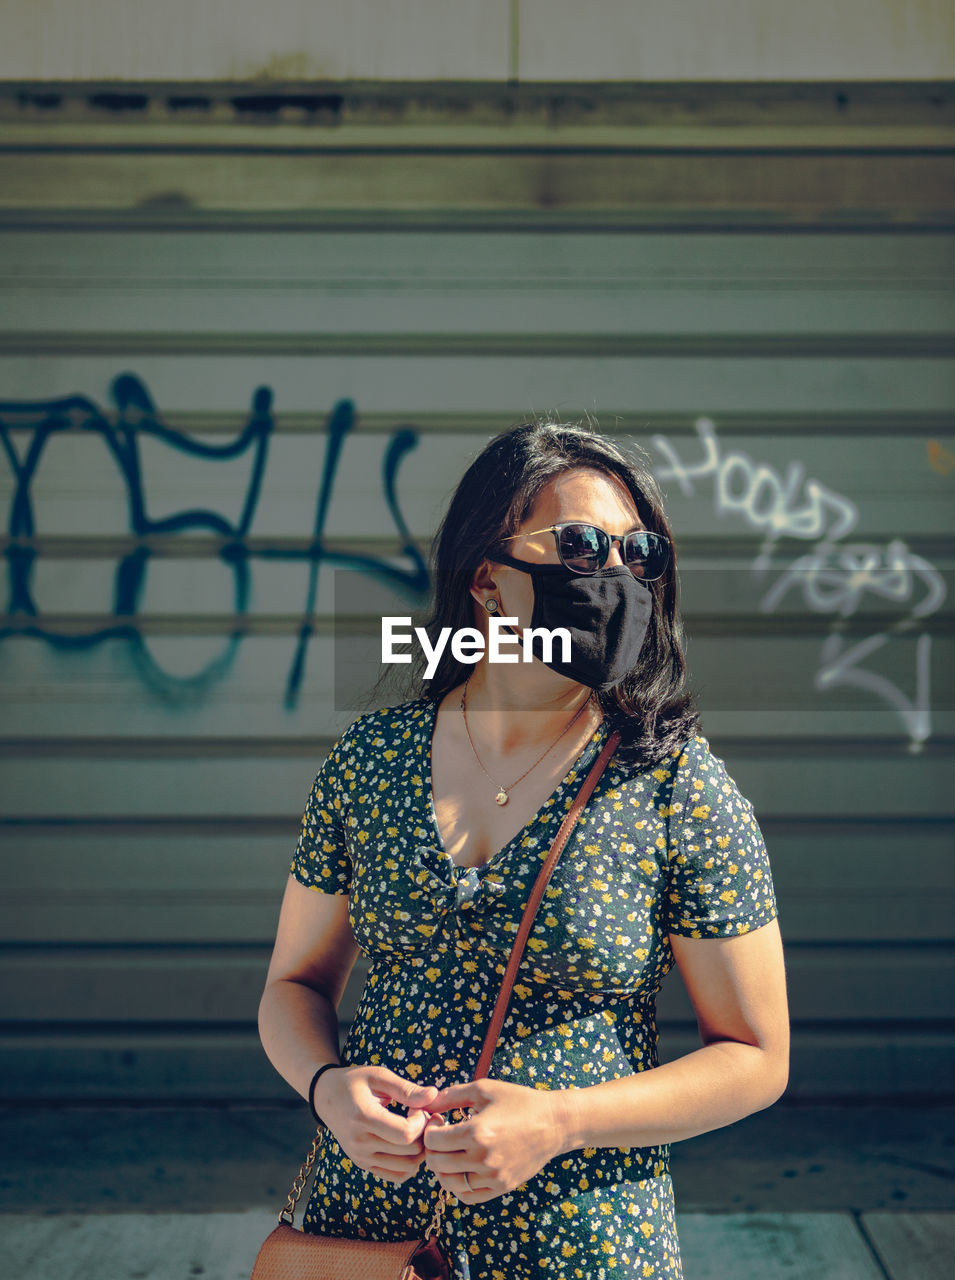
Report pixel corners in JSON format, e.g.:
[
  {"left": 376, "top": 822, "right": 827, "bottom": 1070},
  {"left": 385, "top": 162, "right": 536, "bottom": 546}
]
[
  {"left": 554, "top": 1040, "right": 788, "bottom": 1153},
  {"left": 257, "top": 978, "right": 343, "bottom": 1103}
]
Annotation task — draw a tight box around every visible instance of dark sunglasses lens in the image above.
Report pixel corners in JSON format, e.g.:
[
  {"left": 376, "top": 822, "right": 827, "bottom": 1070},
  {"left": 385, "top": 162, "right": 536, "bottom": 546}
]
[
  {"left": 556, "top": 523, "right": 609, "bottom": 572},
  {"left": 622, "top": 531, "right": 669, "bottom": 580}
]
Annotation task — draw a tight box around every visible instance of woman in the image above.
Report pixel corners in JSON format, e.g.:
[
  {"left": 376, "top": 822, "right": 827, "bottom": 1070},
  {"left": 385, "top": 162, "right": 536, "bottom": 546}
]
[{"left": 258, "top": 419, "right": 789, "bottom": 1280}]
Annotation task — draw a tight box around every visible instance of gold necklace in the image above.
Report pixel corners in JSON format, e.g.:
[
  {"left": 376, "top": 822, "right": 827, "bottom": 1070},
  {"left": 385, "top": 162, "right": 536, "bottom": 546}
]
[{"left": 459, "top": 678, "right": 595, "bottom": 806}]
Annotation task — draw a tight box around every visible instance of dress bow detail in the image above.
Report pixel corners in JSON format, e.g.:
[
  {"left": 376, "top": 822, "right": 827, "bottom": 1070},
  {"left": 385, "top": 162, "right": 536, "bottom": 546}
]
[{"left": 410, "top": 846, "right": 507, "bottom": 919}]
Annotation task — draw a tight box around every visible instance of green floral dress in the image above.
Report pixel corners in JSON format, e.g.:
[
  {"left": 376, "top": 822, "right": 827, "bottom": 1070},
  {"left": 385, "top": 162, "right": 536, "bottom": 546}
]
[{"left": 289, "top": 695, "right": 779, "bottom": 1280}]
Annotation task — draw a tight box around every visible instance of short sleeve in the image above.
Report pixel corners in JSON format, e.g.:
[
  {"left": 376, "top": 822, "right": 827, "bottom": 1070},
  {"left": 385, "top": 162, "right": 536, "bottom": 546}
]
[
  {"left": 665, "top": 735, "right": 778, "bottom": 938},
  {"left": 289, "top": 729, "right": 354, "bottom": 895}
]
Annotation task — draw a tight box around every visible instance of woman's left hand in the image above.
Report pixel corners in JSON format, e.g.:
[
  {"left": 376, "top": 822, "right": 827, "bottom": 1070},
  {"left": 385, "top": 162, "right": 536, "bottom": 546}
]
[{"left": 419, "top": 1079, "right": 570, "bottom": 1204}]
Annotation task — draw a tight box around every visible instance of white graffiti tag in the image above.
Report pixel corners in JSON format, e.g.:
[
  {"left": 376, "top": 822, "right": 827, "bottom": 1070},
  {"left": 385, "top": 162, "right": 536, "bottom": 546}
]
[{"left": 651, "top": 417, "right": 945, "bottom": 746}]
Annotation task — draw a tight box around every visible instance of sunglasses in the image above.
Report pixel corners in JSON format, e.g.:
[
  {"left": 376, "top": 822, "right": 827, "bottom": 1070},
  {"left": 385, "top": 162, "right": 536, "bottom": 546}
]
[{"left": 499, "top": 521, "right": 671, "bottom": 580}]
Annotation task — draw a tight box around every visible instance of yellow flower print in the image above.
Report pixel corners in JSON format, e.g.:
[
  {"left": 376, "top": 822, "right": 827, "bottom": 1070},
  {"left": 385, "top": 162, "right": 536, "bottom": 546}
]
[{"left": 286, "top": 705, "right": 775, "bottom": 1272}]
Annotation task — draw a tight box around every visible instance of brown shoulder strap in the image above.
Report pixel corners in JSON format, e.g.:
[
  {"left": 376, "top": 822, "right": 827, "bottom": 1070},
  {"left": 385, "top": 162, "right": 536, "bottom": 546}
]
[{"left": 471, "top": 727, "right": 622, "bottom": 1081}]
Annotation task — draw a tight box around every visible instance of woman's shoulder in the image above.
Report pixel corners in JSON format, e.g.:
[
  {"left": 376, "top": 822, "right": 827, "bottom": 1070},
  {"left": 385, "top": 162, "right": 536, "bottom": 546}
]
[
  {"left": 607, "top": 732, "right": 713, "bottom": 807},
  {"left": 334, "top": 695, "right": 434, "bottom": 753},
  {"left": 664, "top": 730, "right": 758, "bottom": 816},
  {"left": 670, "top": 732, "right": 710, "bottom": 770},
  {"left": 673, "top": 731, "right": 742, "bottom": 778},
  {"left": 611, "top": 730, "right": 707, "bottom": 785}
]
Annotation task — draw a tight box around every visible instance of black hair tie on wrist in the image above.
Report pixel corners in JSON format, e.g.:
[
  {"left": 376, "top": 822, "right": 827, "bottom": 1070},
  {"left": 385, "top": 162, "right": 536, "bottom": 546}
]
[{"left": 307, "top": 1062, "right": 346, "bottom": 1125}]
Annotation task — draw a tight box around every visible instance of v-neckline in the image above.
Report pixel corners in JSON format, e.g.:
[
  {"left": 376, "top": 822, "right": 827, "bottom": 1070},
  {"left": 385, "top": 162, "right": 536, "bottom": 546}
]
[{"left": 420, "top": 693, "right": 608, "bottom": 875}]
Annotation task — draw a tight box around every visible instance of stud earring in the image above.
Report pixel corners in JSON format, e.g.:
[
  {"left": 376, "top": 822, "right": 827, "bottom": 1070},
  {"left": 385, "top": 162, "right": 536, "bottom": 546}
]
[{"left": 484, "top": 598, "right": 499, "bottom": 613}]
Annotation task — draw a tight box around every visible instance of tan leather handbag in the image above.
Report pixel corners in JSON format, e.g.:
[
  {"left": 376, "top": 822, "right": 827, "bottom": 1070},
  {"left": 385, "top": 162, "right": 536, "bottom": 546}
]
[{"left": 250, "top": 728, "right": 622, "bottom": 1280}]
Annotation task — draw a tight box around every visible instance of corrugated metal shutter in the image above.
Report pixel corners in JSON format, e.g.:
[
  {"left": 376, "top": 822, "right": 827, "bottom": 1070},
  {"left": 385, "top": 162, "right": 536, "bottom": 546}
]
[{"left": 1, "top": 99, "right": 953, "bottom": 1100}]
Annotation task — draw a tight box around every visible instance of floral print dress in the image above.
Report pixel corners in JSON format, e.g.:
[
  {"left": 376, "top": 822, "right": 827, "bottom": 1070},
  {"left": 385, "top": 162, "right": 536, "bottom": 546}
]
[{"left": 289, "top": 695, "right": 779, "bottom": 1280}]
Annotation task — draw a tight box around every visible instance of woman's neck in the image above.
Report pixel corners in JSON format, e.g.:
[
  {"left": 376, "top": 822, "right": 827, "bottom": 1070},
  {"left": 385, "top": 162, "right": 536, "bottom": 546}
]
[{"left": 456, "top": 665, "right": 602, "bottom": 756}]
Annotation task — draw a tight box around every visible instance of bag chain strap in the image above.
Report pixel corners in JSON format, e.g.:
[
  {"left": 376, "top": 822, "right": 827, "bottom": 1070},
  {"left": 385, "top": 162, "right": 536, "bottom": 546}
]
[
  {"left": 280, "top": 1128, "right": 324, "bottom": 1224},
  {"left": 279, "top": 727, "right": 623, "bottom": 1240},
  {"left": 279, "top": 1112, "right": 462, "bottom": 1231}
]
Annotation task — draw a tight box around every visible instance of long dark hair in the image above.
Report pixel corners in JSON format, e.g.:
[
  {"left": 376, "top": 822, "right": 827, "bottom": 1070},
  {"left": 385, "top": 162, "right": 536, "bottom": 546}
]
[{"left": 376, "top": 417, "right": 702, "bottom": 769}]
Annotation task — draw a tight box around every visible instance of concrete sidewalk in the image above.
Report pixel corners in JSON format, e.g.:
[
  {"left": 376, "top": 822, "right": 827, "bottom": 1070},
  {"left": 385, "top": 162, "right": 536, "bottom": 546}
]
[{"left": 1, "top": 1102, "right": 953, "bottom": 1278}]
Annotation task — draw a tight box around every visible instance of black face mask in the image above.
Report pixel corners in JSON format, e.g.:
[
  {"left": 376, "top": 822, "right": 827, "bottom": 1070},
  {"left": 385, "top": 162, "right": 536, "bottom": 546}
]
[{"left": 492, "top": 550, "right": 653, "bottom": 690}]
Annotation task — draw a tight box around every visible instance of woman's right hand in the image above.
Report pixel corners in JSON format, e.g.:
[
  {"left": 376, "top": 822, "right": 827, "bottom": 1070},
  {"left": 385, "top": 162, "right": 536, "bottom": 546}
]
[{"left": 312, "top": 1065, "right": 440, "bottom": 1185}]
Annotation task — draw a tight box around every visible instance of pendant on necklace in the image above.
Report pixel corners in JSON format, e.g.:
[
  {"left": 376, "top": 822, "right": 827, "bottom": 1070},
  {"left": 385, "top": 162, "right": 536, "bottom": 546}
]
[{"left": 495, "top": 789, "right": 509, "bottom": 806}]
